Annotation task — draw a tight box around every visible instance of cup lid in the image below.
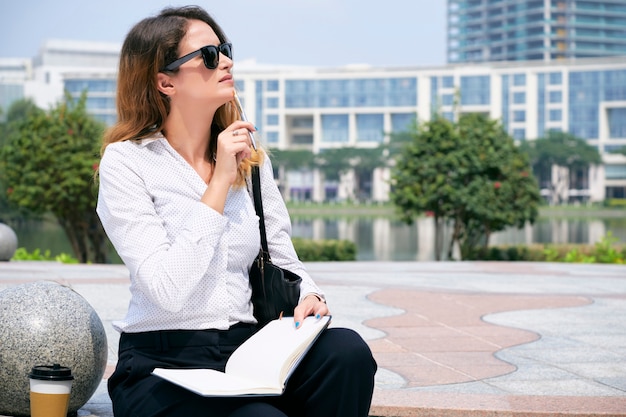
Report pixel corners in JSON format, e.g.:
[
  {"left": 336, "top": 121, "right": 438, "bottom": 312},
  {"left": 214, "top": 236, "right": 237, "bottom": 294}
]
[{"left": 29, "top": 364, "right": 74, "bottom": 381}]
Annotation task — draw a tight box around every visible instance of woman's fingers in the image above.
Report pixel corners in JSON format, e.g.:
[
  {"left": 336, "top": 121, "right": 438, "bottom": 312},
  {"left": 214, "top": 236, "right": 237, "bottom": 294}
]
[
  {"left": 211, "top": 122, "right": 255, "bottom": 184},
  {"left": 293, "top": 295, "right": 330, "bottom": 329}
]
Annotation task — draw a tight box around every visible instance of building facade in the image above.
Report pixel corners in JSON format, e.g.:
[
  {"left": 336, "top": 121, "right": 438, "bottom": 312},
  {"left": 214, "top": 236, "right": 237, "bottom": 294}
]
[
  {"left": 0, "top": 58, "right": 31, "bottom": 120},
  {"left": 3, "top": 41, "right": 626, "bottom": 203},
  {"left": 448, "top": 0, "right": 626, "bottom": 63}
]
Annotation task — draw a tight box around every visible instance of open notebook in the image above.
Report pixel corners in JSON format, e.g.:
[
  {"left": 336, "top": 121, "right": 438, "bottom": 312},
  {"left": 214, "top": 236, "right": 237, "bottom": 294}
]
[{"left": 152, "top": 315, "right": 331, "bottom": 396}]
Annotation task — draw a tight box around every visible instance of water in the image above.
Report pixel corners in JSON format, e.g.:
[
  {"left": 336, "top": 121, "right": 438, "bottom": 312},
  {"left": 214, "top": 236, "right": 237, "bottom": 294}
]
[{"left": 8, "top": 215, "right": 626, "bottom": 262}]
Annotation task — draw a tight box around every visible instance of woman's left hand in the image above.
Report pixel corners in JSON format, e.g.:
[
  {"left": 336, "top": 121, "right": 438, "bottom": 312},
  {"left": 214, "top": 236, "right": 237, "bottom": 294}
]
[{"left": 293, "top": 294, "right": 329, "bottom": 328}]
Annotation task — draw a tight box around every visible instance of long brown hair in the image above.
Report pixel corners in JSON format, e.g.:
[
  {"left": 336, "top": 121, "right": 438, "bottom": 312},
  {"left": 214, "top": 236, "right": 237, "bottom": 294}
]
[{"left": 101, "top": 6, "right": 261, "bottom": 185}]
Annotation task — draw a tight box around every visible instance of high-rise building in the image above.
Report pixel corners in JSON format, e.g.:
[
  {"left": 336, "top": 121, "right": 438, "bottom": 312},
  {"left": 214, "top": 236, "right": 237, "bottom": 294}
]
[{"left": 447, "top": 0, "right": 626, "bottom": 63}]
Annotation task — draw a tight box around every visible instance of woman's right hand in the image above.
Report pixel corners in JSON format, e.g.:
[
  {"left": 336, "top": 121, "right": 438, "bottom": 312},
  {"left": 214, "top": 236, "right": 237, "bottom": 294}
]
[
  {"left": 212, "top": 121, "right": 255, "bottom": 185},
  {"left": 201, "top": 121, "right": 255, "bottom": 213}
]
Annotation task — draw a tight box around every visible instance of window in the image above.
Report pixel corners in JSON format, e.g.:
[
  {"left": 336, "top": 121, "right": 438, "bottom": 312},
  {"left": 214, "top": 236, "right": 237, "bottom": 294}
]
[
  {"left": 266, "top": 80, "right": 279, "bottom": 91},
  {"left": 513, "top": 92, "right": 526, "bottom": 104},
  {"left": 442, "top": 94, "right": 454, "bottom": 106},
  {"left": 266, "top": 97, "right": 279, "bottom": 108},
  {"left": 609, "top": 108, "right": 626, "bottom": 138},
  {"left": 285, "top": 80, "right": 316, "bottom": 108},
  {"left": 549, "top": 109, "right": 562, "bottom": 121},
  {"left": 549, "top": 72, "right": 562, "bottom": 85},
  {"left": 460, "top": 75, "right": 490, "bottom": 105},
  {"left": 391, "top": 113, "right": 415, "bottom": 132},
  {"left": 512, "top": 128, "right": 526, "bottom": 140},
  {"left": 292, "top": 134, "right": 313, "bottom": 145},
  {"left": 85, "top": 97, "right": 115, "bottom": 110},
  {"left": 265, "top": 131, "right": 279, "bottom": 143},
  {"left": 549, "top": 91, "right": 562, "bottom": 103},
  {"left": 65, "top": 79, "right": 116, "bottom": 93},
  {"left": 442, "top": 76, "right": 454, "bottom": 88},
  {"left": 321, "top": 114, "right": 349, "bottom": 143},
  {"left": 513, "top": 73, "right": 526, "bottom": 86},
  {"left": 290, "top": 116, "right": 313, "bottom": 129},
  {"left": 513, "top": 110, "right": 526, "bottom": 122},
  {"left": 606, "top": 165, "right": 626, "bottom": 180},
  {"left": 266, "top": 115, "right": 279, "bottom": 125},
  {"left": 356, "top": 114, "right": 384, "bottom": 143}
]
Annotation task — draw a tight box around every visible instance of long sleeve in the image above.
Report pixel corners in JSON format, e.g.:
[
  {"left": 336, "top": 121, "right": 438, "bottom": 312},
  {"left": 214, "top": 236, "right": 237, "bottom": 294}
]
[
  {"left": 96, "top": 136, "right": 260, "bottom": 332},
  {"left": 97, "top": 143, "right": 226, "bottom": 312}
]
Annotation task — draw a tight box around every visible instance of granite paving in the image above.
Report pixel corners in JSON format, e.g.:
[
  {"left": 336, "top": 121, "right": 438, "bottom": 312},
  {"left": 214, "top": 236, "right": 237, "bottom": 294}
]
[{"left": 1, "top": 261, "right": 625, "bottom": 417}]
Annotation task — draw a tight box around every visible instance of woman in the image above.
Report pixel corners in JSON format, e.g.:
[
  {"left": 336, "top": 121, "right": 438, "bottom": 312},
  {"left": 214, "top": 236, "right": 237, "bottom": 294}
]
[{"left": 96, "top": 5, "right": 376, "bottom": 417}]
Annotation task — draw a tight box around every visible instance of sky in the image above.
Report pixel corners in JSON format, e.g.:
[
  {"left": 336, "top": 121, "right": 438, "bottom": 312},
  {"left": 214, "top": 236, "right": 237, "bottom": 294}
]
[{"left": 0, "top": 0, "right": 447, "bottom": 68}]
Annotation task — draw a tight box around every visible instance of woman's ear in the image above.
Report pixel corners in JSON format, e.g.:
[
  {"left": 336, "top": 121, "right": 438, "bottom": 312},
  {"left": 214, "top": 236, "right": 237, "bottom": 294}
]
[{"left": 156, "top": 72, "right": 175, "bottom": 97}]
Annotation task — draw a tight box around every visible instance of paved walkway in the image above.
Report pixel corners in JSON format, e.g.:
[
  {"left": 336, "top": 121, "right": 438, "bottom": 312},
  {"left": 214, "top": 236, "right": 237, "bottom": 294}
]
[{"left": 1, "top": 261, "right": 625, "bottom": 416}]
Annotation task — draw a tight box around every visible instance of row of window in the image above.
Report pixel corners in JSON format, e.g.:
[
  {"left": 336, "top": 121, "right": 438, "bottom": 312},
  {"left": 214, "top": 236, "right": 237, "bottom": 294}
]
[
  {"left": 264, "top": 112, "right": 415, "bottom": 144},
  {"left": 50, "top": 69, "right": 626, "bottom": 144}
]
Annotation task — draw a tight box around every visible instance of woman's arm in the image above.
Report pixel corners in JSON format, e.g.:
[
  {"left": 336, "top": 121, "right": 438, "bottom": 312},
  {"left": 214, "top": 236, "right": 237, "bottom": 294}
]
[{"left": 97, "top": 143, "right": 226, "bottom": 312}]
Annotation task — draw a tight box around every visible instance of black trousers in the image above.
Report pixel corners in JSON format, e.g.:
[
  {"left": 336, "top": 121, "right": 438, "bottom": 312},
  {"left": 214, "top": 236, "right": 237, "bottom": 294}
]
[{"left": 108, "top": 323, "right": 377, "bottom": 417}]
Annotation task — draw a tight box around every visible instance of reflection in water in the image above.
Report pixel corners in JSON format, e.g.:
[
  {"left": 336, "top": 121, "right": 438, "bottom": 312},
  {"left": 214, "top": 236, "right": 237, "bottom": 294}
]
[
  {"left": 292, "top": 217, "right": 420, "bottom": 261},
  {"left": 292, "top": 217, "right": 625, "bottom": 261},
  {"left": 9, "top": 216, "right": 626, "bottom": 262}
]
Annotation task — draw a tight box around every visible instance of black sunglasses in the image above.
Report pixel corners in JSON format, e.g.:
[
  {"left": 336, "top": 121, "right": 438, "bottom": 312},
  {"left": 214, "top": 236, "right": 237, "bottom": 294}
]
[{"left": 161, "top": 43, "right": 233, "bottom": 72}]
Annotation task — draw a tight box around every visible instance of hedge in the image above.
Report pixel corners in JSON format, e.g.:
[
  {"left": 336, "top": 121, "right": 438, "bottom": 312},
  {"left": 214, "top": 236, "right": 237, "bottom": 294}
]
[{"left": 292, "top": 238, "right": 357, "bottom": 261}]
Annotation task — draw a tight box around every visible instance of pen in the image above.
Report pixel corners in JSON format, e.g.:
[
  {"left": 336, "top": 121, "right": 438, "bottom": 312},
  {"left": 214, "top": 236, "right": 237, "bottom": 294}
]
[{"left": 233, "top": 91, "right": 257, "bottom": 151}]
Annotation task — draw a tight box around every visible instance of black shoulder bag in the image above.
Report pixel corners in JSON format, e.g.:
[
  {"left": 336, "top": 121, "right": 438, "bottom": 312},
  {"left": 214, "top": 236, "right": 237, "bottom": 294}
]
[{"left": 248, "top": 165, "right": 302, "bottom": 326}]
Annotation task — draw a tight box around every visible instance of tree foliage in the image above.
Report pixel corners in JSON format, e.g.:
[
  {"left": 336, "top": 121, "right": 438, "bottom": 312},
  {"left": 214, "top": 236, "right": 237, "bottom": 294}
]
[
  {"left": 0, "top": 93, "right": 109, "bottom": 263},
  {"left": 267, "top": 148, "right": 316, "bottom": 171},
  {"left": 521, "top": 130, "right": 601, "bottom": 169},
  {"left": 390, "top": 113, "right": 541, "bottom": 260}
]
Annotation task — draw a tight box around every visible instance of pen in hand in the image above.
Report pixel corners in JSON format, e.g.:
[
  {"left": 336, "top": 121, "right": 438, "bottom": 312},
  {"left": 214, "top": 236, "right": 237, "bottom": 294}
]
[{"left": 233, "top": 91, "right": 257, "bottom": 151}]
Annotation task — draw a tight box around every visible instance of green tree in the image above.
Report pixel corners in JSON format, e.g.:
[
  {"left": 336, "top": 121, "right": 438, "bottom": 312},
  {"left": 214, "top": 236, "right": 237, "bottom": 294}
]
[
  {"left": 390, "top": 113, "right": 541, "bottom": 260},
  {"left": 0, "top": 99, "right": 45, "bottom": 224},
  {"left": 0, "top": 92, "right": 109, "bottom": 263},
  {"left": 519, "top": 130, "right": 601, "bottom": 205},
  {"left": 453, "top": 114, "right": 541, "bottom": 259}
]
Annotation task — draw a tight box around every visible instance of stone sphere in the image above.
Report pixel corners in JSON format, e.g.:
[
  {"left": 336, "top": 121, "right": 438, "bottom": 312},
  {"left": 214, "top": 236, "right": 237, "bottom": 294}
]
[
  {"left": 0, "top": 281, "right": 108, "bottom": 417},
  {"left": 0, "top": 223, "right": 18, "bottom": 261}
]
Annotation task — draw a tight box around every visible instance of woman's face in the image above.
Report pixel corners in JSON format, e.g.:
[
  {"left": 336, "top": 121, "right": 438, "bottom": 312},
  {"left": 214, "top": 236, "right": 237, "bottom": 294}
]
[{"left": 168, "top": 19, "right": 234, "bottom": 109}]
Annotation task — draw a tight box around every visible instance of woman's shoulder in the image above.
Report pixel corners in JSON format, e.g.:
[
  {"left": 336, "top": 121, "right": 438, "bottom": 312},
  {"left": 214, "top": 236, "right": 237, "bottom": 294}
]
[
  {"left": 103, "top": 134, "right": 166, "bottom": 157},
  {"left": 100, "top": 133, "right": 168, "bottom": 171}
]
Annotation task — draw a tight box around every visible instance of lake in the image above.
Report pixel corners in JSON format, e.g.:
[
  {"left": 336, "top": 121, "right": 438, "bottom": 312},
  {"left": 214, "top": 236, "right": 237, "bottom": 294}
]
[{"left": 8, "top": 212, "right": 626, "bottom": 262}]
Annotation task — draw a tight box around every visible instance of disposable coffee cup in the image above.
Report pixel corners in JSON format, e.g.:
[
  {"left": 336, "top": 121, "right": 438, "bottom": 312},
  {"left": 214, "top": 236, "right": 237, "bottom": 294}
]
[{"left": 29, "top": 364, "right": 74, "bottom": 417}]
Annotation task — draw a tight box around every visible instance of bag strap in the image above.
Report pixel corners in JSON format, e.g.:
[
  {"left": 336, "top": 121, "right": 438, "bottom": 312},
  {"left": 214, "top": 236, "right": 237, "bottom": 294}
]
[{"left": 251, "top": 165, "right": 271, "bottom": 262}]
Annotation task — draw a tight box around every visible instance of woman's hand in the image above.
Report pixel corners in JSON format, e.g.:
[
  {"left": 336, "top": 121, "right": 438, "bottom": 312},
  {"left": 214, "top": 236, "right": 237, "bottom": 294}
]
[
  {"left": 212, "top": 121, "right": 255, "bottom": 186},
  {"left": 293, "top": 294, "right": 330, "bottom": 329},
  {"left": 201, "top": 121, "right": 254, "bottom": 213}
]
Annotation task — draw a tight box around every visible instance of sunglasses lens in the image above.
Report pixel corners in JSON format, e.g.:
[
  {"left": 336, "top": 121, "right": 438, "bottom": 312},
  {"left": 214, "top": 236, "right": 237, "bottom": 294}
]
[
  {"left": 220, "top": 43, "right": 233, "bottom": 60},
  {"left": 202, "top": 46, "right": 219, "bottom": 69}
]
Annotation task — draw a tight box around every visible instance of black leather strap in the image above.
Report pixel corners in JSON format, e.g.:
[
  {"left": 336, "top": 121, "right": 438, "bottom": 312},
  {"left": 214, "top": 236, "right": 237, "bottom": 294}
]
[{"left": 251, "top": 165, "right": 270, "bottom": 262}]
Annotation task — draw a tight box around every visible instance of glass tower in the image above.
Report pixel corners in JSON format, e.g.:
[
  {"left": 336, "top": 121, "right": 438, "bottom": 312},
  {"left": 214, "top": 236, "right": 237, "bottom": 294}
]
[{"left": 448, "top": 0, "right": 626, "bottom": 63}]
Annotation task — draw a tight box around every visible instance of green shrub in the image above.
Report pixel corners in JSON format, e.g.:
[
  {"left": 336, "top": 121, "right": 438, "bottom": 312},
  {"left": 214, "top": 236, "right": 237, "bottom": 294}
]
[
  {"left": 563, "top": 248, "right": 596, "bottom": 263},
  {"left": 592, "top": 232, "right": 624, "bottom": 264},
  {"left": 471, "top": 233, "right": 624, "bottom": 264},
  {"left": 292, "top": 238, "right": 357, "bottom": 261},
  {"left": 11, "top": 247, "right": 79, "bottom": 264},
  {"left": 604, "top": 198, "right": 626, "bottom": 208},
  {"left": 465, "top": 245, "right": 535, "bottom": 261}
]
